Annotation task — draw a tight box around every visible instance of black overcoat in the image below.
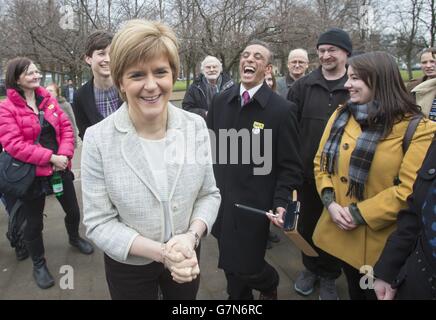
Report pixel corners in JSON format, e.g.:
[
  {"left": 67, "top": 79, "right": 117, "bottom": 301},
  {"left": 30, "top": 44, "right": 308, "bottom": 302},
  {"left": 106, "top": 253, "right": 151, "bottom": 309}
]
[
  {"left": 287, "top": 67, "right": 349, "bottom": 181},
  {"left": 374, "top": 139, "right": 436, "bottom": 299},
  {"left": 207, "top": 82, "right": 303, "bottom": 274}
]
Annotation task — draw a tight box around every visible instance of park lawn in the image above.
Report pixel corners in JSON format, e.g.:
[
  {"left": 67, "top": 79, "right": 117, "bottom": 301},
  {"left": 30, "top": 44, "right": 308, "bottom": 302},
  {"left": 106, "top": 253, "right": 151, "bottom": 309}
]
[
  {"left": 173, "top": 80, "right": 192, "bottom": 91},
  {"left": 401, "top": 70, "right": 423, "bottom": 82}
]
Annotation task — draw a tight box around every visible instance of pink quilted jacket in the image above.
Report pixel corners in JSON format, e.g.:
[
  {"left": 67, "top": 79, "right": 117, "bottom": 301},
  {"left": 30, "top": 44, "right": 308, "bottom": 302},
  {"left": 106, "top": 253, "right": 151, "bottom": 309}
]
[{"left": 0, "top": 87, "right": 74, "bottom": 177}]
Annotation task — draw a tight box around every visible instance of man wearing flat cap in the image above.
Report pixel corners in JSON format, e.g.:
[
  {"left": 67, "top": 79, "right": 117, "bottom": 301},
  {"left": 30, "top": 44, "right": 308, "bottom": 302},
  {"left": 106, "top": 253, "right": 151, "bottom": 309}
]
[{"left": 287, "top": 27, "right": 352, "bottom": 300}]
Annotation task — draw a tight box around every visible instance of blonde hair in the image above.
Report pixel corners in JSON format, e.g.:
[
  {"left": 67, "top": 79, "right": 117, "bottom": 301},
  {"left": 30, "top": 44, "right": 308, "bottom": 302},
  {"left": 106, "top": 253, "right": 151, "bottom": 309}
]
[
  {"left": 110, "top": 19, "right": 180, "bottom": 101},
  {"left": 46, "top": 83, "right": 61, "bottom": 98}
]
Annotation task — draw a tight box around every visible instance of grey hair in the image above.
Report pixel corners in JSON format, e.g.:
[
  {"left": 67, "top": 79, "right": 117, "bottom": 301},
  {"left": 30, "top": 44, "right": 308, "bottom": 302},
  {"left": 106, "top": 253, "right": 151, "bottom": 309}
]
[
  {"left": 200, "top": 56, "right": 222, "bottom": 73},
  {"left": 288, "top": 48, "right": 309, "bottom": 62}
]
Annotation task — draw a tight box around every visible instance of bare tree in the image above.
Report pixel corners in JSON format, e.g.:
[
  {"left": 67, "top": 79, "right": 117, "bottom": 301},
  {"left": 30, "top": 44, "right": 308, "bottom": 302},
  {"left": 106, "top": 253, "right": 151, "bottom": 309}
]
[
  {"left": 421, "top": 0, "right": 436, "bottom": 46},
  {"left": 393, "top": 0, "right": 426, "bottom": 80},
  {"left": 313, "top": 0, "right": 354, "bottom": 30},
  {"left": 266, "top": 0, "right": 319, "bottom": 75},
  {"left": 1, "top": 0, "right": 429, "bottom": 88},
  {"left": 187, "top": 0, "right": 277, "bottom": 76}
]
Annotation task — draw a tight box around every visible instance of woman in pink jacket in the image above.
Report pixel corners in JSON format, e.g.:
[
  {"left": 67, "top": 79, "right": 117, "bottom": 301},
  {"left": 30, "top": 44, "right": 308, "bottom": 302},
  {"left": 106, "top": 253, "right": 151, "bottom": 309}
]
[{"left": 0, "top": 57, "right": 93, "bottom": 289}]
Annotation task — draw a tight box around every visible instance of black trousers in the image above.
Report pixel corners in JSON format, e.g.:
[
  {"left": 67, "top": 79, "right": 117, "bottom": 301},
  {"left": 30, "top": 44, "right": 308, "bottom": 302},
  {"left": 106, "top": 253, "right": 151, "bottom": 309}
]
[
  {"left": 104, "top": 249, "right": 201, "bottom": 300},
  {"left": 341, "top": 262, "right": 377, "bottom": 300},
  {"left": 20, "top": 171, "right": 81, "bottom": 242},
  {"left": 224, "top": 262, "right": 279, "bottom": 300},
  {"left": 298, "top": 179, "right": 342, "bottom": 279}
]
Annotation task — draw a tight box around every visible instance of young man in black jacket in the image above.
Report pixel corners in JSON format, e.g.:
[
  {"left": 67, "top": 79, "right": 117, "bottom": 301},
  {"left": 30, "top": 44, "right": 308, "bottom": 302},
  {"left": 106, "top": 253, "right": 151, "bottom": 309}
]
[
  {"left": 183, "top": 55, "right": 233, "bottom": 119},
  {"left": 287, "top": 28, "right": 352, "bottom": 300},
  {"left": 208, "top": 40, "right": 302, "bottom": 300},
  {"left": 73, "top": 31, "right": 123, "bottom": 139}
]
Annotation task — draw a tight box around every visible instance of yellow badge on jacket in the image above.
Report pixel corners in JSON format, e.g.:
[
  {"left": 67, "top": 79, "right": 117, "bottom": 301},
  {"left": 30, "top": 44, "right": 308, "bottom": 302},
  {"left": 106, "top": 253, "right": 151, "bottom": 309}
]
[
  {"left": 252, "top": 121, "right": 264, "bottom": 135},
  {"left": 48, "top": 104, "right": 55, "bottom": 110}
]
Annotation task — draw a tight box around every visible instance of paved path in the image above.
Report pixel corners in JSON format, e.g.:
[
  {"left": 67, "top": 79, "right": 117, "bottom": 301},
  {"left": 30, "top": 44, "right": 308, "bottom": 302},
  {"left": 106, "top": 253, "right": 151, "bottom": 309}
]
[{"left": 171, "top": 91, "right": 186, "bottom": 101}]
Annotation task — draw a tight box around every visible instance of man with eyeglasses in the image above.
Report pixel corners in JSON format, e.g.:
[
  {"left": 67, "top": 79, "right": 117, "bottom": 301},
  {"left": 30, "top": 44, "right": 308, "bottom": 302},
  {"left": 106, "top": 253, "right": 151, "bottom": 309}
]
[
  {"left": 287, "top": 27, "right": 352, "bottom": 300},
  {"left": 277, "top": 48, "right": 309, "bottom": 98}
]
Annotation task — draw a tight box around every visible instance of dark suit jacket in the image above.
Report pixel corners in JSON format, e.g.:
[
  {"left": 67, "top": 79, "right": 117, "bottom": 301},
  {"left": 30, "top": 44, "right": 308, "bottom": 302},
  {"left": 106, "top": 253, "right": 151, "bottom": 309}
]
[
  {"left": 62, "top": 85, "right": 76, "bottom": 103},
  {"left": 72, "top": 79, "right": 122, "bottom": 139},
  {"left": 207, "top": 82, "right": 303, "bottom": 274}
]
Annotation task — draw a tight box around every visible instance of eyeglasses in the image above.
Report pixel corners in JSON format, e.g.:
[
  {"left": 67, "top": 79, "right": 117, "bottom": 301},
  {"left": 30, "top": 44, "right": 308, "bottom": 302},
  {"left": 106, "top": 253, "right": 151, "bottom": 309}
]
[{"left": 25, "top": 70, "right": 41, "bottom": 76}]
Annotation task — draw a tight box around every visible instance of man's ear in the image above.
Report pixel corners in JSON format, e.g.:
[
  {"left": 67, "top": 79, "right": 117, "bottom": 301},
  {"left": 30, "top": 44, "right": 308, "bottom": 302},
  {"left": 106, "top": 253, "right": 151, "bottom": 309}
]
[{"left": 266, "top": 64, "right": 273, "bottom": 73}]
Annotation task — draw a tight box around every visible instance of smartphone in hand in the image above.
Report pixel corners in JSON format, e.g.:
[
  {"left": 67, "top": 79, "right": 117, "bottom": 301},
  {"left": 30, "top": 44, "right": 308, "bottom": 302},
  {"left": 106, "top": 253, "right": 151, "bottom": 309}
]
[{"left": 284, "top": 201, "right": 299, "bottom": 231}]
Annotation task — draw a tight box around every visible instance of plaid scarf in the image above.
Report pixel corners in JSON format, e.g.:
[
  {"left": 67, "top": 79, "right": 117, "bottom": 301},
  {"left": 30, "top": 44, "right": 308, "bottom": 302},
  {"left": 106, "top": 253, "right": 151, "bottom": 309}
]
[{"left": 320, "top": 101, "right": 384, "bottom": 201}]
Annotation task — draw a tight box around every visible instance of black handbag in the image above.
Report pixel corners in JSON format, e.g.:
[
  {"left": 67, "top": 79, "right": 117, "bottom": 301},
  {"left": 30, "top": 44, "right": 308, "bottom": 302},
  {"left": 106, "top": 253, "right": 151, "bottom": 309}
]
[{"left": 0, "top": 111, "right": 44, "bottom": 198}]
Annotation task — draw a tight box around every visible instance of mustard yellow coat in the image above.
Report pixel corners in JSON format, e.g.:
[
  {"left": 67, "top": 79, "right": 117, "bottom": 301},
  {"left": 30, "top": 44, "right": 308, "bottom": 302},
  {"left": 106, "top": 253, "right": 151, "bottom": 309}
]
[{"left": 313, "top": 109, "right": 436, "bottom": 270}]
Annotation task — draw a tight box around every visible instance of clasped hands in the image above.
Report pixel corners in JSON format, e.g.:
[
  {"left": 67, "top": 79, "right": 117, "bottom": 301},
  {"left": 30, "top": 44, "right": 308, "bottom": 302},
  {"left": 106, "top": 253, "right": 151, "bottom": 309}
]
[
  {"left": 163, "top": 233, "right": 200, "bottom": 284},
  {"left": 50, "top": 154, "right": 68, "bottom": 171},
  {"left": 327, "top": 202, "right": 357, "bottom": 231}
]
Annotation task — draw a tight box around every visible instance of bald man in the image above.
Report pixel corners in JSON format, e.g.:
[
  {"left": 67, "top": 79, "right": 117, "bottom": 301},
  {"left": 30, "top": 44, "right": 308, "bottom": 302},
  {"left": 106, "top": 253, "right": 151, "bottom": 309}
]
[{"left": 277, "top": 48, "right": 309, "bottom": 98}]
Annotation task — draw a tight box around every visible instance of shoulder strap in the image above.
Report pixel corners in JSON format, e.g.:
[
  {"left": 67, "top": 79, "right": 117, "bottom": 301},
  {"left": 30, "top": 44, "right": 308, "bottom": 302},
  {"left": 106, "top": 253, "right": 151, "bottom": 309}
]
[
  {"left": 402, "top": 114, "right": 423, "bottom": 154},
  {"left": 34, "top": 111, "right": 45, "bottom": 145}
]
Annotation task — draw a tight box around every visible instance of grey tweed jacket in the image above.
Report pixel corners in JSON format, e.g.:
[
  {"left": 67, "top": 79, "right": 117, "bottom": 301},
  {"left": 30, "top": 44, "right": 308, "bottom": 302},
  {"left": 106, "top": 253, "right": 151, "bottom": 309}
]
[{"left": 81, "top": 102, "right": 221, "bottom": 265}]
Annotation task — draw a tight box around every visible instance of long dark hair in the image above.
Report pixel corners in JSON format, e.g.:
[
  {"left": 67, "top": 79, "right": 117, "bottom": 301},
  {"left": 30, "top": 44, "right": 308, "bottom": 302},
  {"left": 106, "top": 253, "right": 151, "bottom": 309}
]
[
  {"left": 347, "top": 51, "right": 422, "bottom": 135},
  {"left": 5, "top": 57, "right": 33, "bottom": 96}
]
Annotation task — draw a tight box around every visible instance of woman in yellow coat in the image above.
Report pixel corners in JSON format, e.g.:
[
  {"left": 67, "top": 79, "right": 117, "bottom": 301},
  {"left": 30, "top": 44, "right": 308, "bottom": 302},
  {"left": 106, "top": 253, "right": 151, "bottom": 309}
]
[{"left": 313, "top": 51, "right": 436, "bottom": 300}]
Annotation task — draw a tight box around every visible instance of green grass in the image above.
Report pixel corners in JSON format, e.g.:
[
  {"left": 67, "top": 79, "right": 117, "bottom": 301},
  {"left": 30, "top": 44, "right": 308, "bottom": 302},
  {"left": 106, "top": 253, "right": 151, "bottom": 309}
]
[
  {"left": 173, "top": 80, "right": 192, "bottom": 92},
  {"left": 0, "top": 96, "right": 5, "bottom": 100},
  {"left": 401, "top": 70, "right": 423, "bottom": 82}
]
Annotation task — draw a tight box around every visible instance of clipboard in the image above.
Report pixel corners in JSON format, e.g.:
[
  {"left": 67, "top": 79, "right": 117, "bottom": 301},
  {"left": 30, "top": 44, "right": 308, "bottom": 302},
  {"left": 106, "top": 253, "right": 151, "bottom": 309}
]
[{"left": 283, "top": 191, "right": 319, "bottom": 257}]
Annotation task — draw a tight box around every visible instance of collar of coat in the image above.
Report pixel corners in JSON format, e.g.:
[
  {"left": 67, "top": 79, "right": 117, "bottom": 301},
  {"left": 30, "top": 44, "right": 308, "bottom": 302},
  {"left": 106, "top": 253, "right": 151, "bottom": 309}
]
[
  {"left": 342, "top": 107, "right": 429, "bottom": 140},
  {"left": 226, "top": 82, "right": 272, "bottom": 109},
  {"left": 303, "top": 66, "right": 349, "bottom": 92},
  {"left": 194, "top": 73, "right": 234, "bottom": 91},
  {"left": 286, "top": 73, "right": 295, "bottom": 87},
  {"left": 113, "top": 101, "right": 182, "bottom": 133},
  {"left": 411, "top": 77, "right": 436, "bottom": 94},
  {"left": 6, "top": 87, "right": 51, "bottom": 109}
]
